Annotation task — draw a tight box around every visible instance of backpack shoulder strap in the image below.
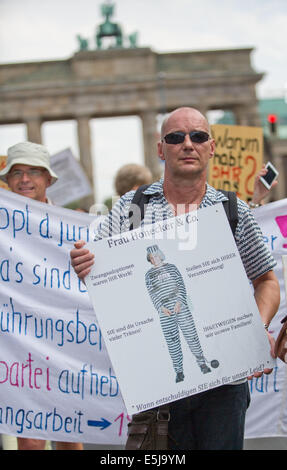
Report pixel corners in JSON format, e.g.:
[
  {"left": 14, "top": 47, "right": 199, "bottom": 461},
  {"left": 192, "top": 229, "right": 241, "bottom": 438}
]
[
  {"left": 129, "top": 186, "right": 238, "bottom": 236},
  {"left": 129, "top": 184, "right": 152, "bottom": 230},
  {"left": 219, "top": 190, "right": 238, "bottom": 236}
]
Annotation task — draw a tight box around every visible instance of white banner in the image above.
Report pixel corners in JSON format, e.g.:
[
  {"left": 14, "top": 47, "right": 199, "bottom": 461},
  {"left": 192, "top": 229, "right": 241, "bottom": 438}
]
[
  {"left": 245, "top": 199, "right": 287, "bottom": 439},
  {"left": 1, "top": 187, "right": 287, "bottom": 442},
  {"left": 0, "top": 188, "right": 129, "bottom": 443},
  {"left": 85, "top": 204, "right": 273, "bottom": 416}
]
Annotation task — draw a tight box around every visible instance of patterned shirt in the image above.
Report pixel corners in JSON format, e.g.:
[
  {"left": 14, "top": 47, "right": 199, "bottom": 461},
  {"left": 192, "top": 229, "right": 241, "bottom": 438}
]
[{"left": 93, "top": 179, "right": 276, "bottom": 281}]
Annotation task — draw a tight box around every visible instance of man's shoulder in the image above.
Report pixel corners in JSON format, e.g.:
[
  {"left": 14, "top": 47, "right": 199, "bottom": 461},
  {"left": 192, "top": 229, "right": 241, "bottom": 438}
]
[
  {"left": 204, "top": 184, "right": 250, "bottom": 213},
  {"left": 112, "top": 179, "right": 163, "bottom": 209}
]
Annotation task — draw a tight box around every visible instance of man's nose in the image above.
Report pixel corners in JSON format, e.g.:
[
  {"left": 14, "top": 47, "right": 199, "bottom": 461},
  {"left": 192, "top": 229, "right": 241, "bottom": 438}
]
[
  {"left": 183, "top": 134, "right": 194, "bottom": 148},
  {"left": 19, "top": 171, "right": 31, "bottom": 182}
]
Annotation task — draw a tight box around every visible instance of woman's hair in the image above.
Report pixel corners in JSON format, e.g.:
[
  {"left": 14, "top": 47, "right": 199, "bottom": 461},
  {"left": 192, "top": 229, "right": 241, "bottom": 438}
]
[{"left": 114, "top": 163, "right": 153, "bottom": 196}]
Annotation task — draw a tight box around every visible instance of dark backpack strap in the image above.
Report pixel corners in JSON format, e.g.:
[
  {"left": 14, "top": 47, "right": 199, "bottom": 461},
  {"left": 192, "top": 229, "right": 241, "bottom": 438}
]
[
  {"left": 219, "top": 190, "right": 238, "bottom": 236},
  {"left": 130, "top": 186, "right": 238, "bottom": 236},
  {"left": 129, "top": 184, "right": 152, "bottom": 230}
]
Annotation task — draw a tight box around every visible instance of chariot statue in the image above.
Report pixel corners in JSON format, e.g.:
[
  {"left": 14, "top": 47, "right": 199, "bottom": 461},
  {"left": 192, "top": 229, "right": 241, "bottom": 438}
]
[{"left": 95, "top": 2, "right": 123, "bottom": 49}]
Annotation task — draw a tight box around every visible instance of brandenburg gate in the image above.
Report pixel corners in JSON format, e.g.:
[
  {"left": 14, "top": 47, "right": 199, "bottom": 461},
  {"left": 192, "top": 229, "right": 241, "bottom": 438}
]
[{"left": 0, "top": 3, "right": 263, "bottom": 202}]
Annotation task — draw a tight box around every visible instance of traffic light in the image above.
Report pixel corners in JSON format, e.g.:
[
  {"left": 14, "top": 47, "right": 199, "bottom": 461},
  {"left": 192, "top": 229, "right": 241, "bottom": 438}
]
[{"left": 267, "top": 114, "right": 278, "bottom": 135}]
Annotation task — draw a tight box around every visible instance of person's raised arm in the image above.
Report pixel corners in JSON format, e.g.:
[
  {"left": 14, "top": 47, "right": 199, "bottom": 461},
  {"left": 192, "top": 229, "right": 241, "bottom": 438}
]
[{"left": 249, "top": 166, "right": 278, "bottom": 207}]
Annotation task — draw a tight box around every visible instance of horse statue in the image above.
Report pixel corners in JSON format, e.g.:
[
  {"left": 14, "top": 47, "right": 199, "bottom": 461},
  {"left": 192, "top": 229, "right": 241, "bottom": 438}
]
[{"left": 76, "top": 35, "right": 89, "bottom": 51}]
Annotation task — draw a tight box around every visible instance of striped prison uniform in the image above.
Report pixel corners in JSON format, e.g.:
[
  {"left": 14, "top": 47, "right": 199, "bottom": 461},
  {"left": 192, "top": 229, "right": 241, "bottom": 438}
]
[{"left": 145, "top": 262, "right": 206, "bottom": 373}]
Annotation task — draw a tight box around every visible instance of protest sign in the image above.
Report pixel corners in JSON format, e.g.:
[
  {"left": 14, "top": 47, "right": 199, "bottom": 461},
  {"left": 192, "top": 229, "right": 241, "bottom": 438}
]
[
  {"left": 85, "top": 204, "right": 274, "bottom": 416},
  {"left": 245, "top": 199, "right": 287, "bottom": 439},
  {"left": 0, "top": 188, "right": 129, "bottom": 443},
  {"left": 209, "top": 124, "right": 263, "bottom": 201},
  {"left": 0, "top": 156, "right": 9, "bottom": 190},
  {"left": 46, "top": 148, "right": 92, "bottom": 206}
]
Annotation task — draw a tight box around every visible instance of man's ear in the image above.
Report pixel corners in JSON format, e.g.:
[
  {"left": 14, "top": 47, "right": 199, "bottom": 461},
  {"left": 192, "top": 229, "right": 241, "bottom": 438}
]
[
  {"left": 46, "top": 174, "right": 53, "bottom": 188},
  {"left": 209, "top": 138, "right": 215, "bottom": 160},
  {"left": 158, "top": 141, "right": 165, "bottom": 161}
]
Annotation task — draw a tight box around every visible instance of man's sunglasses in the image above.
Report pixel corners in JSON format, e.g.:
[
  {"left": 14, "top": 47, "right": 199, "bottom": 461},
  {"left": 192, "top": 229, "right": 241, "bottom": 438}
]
[{"left": 163, "top": 131, "right": 210, "bottom": 145}]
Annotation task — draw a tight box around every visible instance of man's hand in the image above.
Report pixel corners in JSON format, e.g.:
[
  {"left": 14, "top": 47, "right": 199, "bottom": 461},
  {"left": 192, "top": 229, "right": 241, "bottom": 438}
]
[
  {"left": 247, "top": 331, "right": 276, "bottom": 380},
  {"left": 161, "top": 307, "right": 172, "bottom": 316},
  {"left": 248, "top": 270, "right": 279, "bottom": 380},
  {"left": 251, "top": 166, "right": 278, "bottom": 205},
  {"left": 70, "top": 240, "right": 94, "bottom": 280}
]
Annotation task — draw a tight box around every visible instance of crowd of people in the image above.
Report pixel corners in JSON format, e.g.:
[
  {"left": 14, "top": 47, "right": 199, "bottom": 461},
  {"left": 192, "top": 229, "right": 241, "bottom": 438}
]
[{"left": 0, "top": 106, "right": 280, "bottom": 450}]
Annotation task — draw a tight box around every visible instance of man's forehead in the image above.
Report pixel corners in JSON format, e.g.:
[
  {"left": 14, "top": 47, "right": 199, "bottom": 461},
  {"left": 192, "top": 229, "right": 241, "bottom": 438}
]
[
  {"left": 163, "top": 108, "right": 209, "bottom": 133},
  {"left": 10, "top": 164, "right": 45, "bottom": 171}
]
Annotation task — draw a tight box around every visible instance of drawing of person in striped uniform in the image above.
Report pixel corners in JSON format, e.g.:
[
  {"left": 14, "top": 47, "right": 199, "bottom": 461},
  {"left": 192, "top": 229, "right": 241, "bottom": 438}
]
[{"left": 145, "top": 244, "right": 218, "bottom": 383}]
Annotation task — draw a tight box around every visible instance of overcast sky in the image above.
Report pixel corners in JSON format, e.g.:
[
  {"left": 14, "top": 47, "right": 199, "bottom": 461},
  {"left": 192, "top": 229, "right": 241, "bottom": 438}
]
[
  {"left": 0, "top": 0, "right": 286, "bottom": 202},
  {"left": 1, "top": 0, "right": 286, "bottom": 94}
]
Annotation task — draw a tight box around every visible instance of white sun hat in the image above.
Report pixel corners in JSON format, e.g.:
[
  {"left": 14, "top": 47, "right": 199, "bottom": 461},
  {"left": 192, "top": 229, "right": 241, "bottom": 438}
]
[{"left": 0, "top": 141, "right": 58, "bottom": 184}]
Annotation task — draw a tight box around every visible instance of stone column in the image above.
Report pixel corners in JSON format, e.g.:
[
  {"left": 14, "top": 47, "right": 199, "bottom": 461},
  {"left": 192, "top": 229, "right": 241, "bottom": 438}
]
[
  {"left": 25, "top": 118, "right": 42, "bottom": 143},
  {"left": 233, "top": 104, "right": 261, "bottom": 127},
  {"left": 140, "top": 110, "right": 162, "bottom": 179},
  {"left": 77, "top": 116, "right": 95, "bottom": 207},
  {"left": 198, "top": 106, "right": 209, "bottom": 118}
]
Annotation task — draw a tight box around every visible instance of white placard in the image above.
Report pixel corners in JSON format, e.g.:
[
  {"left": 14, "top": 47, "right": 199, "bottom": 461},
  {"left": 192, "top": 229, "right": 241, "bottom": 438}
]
[
  {"left": 85, "top": 204, "right": 274, "bottom": 415},
  {"left": 46, "top": 148, "right": 92, "bottom": 206}
]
